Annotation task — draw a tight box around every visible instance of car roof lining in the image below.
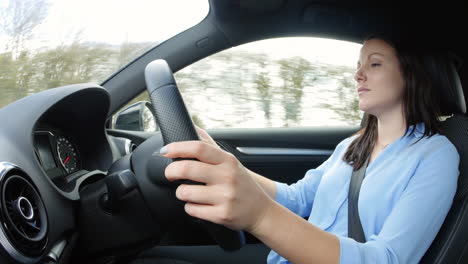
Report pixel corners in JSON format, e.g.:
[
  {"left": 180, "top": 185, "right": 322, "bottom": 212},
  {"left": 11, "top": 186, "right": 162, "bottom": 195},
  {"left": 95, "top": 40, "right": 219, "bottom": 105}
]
[{"left": 210, "top": 0, "right": 466, "bottom": 50}]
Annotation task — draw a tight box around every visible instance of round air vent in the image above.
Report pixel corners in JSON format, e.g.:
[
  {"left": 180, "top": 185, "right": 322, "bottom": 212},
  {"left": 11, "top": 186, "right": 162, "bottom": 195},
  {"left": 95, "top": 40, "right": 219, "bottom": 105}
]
[
  {"left": 0, "top": 162, "right": 48, "bottom": 261},
  {"left": 125, "top": 139, "right": 137, "bottom": 154}
]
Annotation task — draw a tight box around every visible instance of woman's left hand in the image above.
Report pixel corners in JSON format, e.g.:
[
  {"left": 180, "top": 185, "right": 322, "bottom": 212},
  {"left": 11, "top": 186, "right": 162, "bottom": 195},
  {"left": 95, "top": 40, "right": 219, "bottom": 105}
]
[{"left": 160, "top": 141, "right": 273, "bottom": 232}]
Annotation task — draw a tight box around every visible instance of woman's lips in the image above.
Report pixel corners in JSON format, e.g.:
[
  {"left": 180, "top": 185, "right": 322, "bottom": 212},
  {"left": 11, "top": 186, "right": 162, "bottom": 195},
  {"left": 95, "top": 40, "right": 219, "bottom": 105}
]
[{"left": 358, "top": 87, "right": 370, "bottom": 95}]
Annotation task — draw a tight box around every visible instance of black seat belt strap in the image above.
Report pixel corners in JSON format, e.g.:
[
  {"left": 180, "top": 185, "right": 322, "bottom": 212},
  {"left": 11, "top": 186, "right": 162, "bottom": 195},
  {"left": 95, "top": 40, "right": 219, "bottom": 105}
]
[{"left": 348, "top": 159, "right": 369, "bottom": 243}]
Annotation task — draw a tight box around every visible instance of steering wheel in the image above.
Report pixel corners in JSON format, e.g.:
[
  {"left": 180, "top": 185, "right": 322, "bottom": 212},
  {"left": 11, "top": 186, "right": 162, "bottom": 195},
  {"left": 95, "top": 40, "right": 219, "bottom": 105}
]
[{"left": 142, "top": 59, "right": 245, "bottom": 251}]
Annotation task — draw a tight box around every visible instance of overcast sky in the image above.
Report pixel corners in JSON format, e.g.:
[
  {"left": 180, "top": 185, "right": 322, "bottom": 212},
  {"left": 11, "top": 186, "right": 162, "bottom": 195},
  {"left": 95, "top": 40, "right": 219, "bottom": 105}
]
[{"left": 33, "top": 0, "right": 209, "bottom": 46}]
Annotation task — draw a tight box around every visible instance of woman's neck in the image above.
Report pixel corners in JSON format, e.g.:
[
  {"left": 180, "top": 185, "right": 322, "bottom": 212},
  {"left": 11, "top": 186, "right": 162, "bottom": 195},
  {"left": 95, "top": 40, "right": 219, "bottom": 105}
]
[{"left": 375, "top": 108, "right": 407, "bottom": 146}]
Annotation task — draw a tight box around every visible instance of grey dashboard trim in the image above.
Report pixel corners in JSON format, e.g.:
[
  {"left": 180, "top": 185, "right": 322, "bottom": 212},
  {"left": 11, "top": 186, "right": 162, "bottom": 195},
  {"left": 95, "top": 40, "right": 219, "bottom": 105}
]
[
  {"left": 46, "top": 238, "right": 67, "bottom": 262},
  {"left": 235, "top": 147, "right": 333, "bottom": 156}
]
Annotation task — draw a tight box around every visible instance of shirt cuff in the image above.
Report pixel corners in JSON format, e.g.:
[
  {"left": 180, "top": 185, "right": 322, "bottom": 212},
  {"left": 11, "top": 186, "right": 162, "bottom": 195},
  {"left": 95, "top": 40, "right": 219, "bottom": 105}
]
[
  {"left": 274, "top": 181, "right": 292, "bottom": 208},
  {"left": 339, "top": 236, "right": 361, "bottom": 264}
]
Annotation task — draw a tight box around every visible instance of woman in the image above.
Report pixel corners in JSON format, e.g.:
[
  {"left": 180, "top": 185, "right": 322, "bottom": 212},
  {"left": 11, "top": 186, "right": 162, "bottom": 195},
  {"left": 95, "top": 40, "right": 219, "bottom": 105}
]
[{"left": 158, "top": 37, "right": 460, "bottom": 263}]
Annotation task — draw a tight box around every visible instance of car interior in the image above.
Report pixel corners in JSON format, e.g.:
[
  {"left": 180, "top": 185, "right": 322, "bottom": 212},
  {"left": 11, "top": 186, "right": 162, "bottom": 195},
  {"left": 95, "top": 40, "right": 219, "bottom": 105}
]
[{"left": 0, "top": 0, "right": 467, "bottom": 264}]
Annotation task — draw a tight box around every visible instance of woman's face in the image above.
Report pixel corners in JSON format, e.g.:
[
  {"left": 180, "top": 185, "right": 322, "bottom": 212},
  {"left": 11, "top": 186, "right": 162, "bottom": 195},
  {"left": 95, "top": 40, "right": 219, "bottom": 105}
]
[{"left": 355, "top": 38, "right": 405, "bottom": 117}]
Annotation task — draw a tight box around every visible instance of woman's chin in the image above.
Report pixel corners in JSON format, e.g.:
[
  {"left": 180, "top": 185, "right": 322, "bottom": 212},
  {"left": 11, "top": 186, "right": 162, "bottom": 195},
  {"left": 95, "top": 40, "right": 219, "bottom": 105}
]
[
  {"left": 358, "top": 102, "right": 378, "bottom": 116},
  {"left": 358, "top": 102, "right": 370, "bottom": 112}
]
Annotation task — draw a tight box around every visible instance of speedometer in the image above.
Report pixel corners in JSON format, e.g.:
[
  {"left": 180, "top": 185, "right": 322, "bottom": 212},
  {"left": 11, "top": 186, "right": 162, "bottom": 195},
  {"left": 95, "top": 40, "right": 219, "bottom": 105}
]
[{"left": 56, "top": 136, "right": 80, "bottom": 174}]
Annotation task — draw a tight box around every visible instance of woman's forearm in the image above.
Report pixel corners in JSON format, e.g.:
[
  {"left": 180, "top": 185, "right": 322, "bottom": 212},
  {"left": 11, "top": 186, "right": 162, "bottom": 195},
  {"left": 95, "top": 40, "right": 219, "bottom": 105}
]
[
  {"left": 245, "top": 170, "right": 341, "bottom": 263},
  {"left": 249, "top": 198, "right": 340, "bottom": 264},
  {"left": 248, "top": 169, "right": 277, "bottom": 199}
]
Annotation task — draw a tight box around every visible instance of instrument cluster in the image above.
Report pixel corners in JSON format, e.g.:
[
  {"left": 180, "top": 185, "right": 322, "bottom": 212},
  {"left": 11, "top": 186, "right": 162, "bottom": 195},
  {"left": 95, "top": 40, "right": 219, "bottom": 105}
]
[{"left": 34, "top": 130, "right": 82, "bottom": 180}]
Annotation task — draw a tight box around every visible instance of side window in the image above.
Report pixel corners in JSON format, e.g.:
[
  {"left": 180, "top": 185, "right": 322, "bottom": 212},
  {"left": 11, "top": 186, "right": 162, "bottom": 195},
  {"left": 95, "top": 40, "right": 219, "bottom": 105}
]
[{"left": 113, "top": 37, "right": 363, "bottom": 130}]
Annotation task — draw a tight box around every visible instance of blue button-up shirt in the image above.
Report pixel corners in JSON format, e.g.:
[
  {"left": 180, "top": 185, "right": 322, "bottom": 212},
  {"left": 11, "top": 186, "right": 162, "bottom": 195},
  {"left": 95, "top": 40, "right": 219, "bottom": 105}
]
[{"left": 268, "top": 123, "right": 460, "bottom": 264}]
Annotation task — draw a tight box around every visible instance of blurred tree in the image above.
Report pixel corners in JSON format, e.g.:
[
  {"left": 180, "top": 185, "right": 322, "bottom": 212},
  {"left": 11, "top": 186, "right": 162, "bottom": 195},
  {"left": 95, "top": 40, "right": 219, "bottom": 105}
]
[
  {"left": 0, "top": 50, "right": 37, "bottom": 107},
  {"left": 118, "top": 41, "right": 156, "bottom": 68},
  {"left": 15, "top": 51, "right": 36, "bottom": 89},
  {"left": 33, "top": 41, "right": 114, "bottom": 91},
  {"left": 0, "top": 53, "right": 15, "bottom": 89},
  {"left": 0, "top": 0, "right": 50, "bottom": 55},
  {"left": 320, "top": 66, "right": 362, "bottom": 125},
  {"left": 0, "top": 0, "right": 49, "bottom": 107},
  {"left": 252, "top": 55, "right": 274, "bottom": 126},
  {"left": 0, "top": 52, "right": 17, "bottom": 107},
  {"left": 217, "top": 50, "right": 254, "bottom": 101},
  {"left": 278, "top": 57, "right": 310, "bottom": 127}
]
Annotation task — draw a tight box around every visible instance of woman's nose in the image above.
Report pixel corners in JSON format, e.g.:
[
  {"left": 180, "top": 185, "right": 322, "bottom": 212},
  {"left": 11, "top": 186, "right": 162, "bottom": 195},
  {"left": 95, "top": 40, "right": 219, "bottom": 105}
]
[{"left": 354, "top": 68, "right": 365, "bottom": 83}]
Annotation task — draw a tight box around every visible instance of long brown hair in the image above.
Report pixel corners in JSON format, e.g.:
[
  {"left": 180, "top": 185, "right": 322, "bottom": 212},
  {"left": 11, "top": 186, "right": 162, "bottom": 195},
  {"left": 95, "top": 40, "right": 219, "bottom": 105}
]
[{"left": 343, "top": 36, "right": 443, "bottom": 170}]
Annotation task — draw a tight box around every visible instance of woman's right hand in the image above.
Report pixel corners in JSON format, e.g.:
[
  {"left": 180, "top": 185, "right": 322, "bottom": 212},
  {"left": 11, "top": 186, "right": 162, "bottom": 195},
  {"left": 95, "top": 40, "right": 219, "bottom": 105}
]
[
  {"left": 194, "top": 126, "right": 277, "bottom": 200},
  {"left": 161, "top": 140, "right": 274, "bottom": 232},
  {"left": 195, "top": 126, "right": 220, "bottom": 149}
]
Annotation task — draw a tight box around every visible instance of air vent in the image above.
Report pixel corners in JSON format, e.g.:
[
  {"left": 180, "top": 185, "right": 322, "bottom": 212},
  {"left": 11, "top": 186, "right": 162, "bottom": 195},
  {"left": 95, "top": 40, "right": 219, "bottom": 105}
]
[
  {"left": 0, "top": 163, "right": 48, "bottom": 260},
  {"left": 130, "top": 142, "right": 137, "bottom": 152}
]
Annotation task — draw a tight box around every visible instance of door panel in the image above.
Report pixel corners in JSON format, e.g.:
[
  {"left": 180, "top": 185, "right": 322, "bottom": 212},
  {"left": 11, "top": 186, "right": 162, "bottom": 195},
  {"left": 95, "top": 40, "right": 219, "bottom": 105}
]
[
  {"left": 107, "top": 126, "right": 358, "bottom": 187},
  {"left": 209, "top": 126, "right": 359, "bottom": 184},
  {"left": 107, "top": 126, "right": 359, "bottom": 184}
]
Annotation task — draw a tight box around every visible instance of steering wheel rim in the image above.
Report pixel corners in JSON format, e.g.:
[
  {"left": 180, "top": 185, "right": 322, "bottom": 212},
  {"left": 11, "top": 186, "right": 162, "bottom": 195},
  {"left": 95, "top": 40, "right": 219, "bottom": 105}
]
[{"left": 143, "top": 59, "right": 245, "bottom": 251}]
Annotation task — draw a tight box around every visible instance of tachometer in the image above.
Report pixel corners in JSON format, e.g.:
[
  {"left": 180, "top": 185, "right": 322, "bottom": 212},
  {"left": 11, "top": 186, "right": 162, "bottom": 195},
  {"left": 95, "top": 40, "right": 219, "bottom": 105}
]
[{"left": 56, "top": 136, "right": 80, "bottom": 174}]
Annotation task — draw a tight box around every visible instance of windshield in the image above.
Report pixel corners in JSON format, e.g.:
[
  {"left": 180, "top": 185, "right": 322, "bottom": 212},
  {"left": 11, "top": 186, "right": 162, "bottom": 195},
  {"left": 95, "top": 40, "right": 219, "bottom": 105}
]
[{"left": 0, "top": 0, "right": 209, "bottom": 108}]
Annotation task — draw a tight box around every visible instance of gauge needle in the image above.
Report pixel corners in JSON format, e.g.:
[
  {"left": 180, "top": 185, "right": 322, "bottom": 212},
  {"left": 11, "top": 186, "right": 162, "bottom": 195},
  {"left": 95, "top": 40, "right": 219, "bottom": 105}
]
[{"left": 63, "top": 156, "right": 71, "bottom": 164}]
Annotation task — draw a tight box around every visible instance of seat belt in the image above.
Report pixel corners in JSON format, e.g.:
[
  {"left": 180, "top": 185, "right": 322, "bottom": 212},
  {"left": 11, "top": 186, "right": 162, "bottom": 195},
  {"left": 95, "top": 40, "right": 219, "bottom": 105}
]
[{"left": 348, "top": 158, "right": 369, "bottom": 243}]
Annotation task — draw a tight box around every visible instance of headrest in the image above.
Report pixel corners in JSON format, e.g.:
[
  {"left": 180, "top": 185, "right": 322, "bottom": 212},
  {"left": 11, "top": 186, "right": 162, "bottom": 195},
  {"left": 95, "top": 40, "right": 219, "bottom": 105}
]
[{"left": 425, "top": 53, "right": 466, "bottom": 116}]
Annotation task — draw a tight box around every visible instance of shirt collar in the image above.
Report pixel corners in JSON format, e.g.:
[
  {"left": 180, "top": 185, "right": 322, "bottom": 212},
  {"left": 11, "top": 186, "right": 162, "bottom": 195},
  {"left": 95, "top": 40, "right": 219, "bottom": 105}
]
[{"left": 406, "top": 122, "right": 425, "bottom": 138}]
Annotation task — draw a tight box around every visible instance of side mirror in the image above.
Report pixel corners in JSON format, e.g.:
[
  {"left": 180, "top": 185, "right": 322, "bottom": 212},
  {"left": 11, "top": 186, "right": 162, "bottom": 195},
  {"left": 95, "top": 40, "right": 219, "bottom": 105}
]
[{"left": 114, "top": 101, "right": 158, "bottom": 132}]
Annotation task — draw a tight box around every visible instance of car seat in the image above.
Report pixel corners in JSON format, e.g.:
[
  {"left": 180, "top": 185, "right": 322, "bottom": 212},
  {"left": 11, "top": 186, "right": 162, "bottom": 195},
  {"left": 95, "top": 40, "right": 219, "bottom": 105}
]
[{"left": 420, "top": 53, "right": 468, "bottom": 263}]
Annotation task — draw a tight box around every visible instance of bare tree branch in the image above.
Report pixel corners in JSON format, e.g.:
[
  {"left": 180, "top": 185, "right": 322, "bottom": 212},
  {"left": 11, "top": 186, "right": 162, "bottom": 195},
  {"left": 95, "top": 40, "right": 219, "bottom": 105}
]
[{"left": 0, "top": 0, "right": 50, "bottom": 54}]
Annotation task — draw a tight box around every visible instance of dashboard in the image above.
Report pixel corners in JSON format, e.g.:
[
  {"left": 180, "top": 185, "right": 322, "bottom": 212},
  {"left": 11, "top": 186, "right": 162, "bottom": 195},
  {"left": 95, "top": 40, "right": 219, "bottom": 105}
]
[
  {"left": 0, "top": 84, "right": 117, "bottom": 264},
  {"left": 0, "top": 84, "right": 162, "bottom": 264}
]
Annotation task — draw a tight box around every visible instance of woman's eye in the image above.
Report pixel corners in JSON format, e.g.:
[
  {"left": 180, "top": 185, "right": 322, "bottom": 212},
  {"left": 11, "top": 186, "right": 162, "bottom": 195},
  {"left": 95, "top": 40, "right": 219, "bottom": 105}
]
[{"left": 371, "top": 63, "right": 381, "bottom": 67}]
